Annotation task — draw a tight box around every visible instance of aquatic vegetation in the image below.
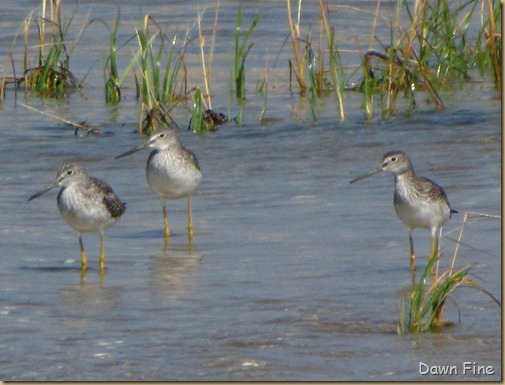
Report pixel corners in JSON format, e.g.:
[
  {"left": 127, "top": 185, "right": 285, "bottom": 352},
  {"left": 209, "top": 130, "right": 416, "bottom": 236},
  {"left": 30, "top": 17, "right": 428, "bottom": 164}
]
[
  {"left": 286, "top": 0, "right": 330, "bottom": 120},
  {"left": 233, "top": 6, "right": 260, "bottom": 124},
  {"left": 22, "top": 0, "right": 82, "bottom": 97},
  {"left": 474, "top": 0, "right": 501, "bottom": 90},
  {"left": 196, "top": 5, "right": 216, "bottom": 113},
  {"left": 191, "top": 4, "right": 229, "bottom": 133},
  {"left": 0, "top": 0, "right": 500, "bottom": 123},
  {"left": 134, "top": 15, "right": 188, "bottom": 134},
  {"left": 285, "top": 0, "right": 347, "bottom": 121},
  {"left": 360, "top": 45, "right": 423, "bottom": 120},
  {"left": 359, "top": 0, "right": 501, "bottom": 119},
  {"left": 398, "top": 212, "right": 501, "bottom": 334},
  {"left": 286, "top": 0, "right": 307, "bottom": 95},
  {"left": 320, "top": 1, "right": 345, "bottom": 121},
  {"left": 234, "top": 6, "right": 260, "bottom": 103},
  {"left": 104, "top": 9, "right": 122, "bottom": 103},
  {"left": 256, "top": 65, "right": 270, "bottom": 122},
  {"left": 189, "top": 87, "right": 212, "bottom": 133}
]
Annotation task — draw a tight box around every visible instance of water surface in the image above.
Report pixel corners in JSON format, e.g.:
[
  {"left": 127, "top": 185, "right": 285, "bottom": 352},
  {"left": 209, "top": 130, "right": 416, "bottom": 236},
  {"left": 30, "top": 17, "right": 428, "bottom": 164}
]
[{"left": 0, "top": 0, "right": 501, "bottom": 381}]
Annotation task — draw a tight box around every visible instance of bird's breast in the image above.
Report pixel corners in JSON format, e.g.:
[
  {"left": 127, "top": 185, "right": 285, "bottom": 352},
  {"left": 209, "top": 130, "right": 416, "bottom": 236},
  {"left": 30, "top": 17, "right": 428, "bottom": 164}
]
[
  {"left": 57, "top": 185, "right": 119, "bottom": 232},
  {"left": 394, "top": 176, "right": 451, "bottom": 231},
  {"left": 146, "top": 150, "right": 202, "bottom": 199}
]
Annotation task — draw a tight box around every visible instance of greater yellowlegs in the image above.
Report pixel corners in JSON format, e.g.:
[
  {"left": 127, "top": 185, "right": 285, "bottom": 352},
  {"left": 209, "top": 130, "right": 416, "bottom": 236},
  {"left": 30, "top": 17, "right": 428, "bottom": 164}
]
[
  {"left": 115, "top": 129, "right": 202, "bottom": 241},
  {"left": 28, "top": 161, "right": 126, "bottom": 272},
  {"left": 350, "top": 150, "right": 457, "bottom": 271}
]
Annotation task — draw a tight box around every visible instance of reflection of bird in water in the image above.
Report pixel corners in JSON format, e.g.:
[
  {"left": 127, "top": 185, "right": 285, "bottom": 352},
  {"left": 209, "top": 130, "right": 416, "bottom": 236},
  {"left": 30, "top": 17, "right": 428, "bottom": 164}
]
[
  {"left": 148, "top": 247, "right": 203, "bottom": 303},
  {"left": 59, "top": 284, "right": 122, "bottom": 330},
  {"left": 29, "top": 161, "right": 126, "bottom": 273},
  {"left": 116, "top": 129, "right": 202, "bottom": 242},
  {"left": 350, "top": 151, "right": 456, "bottom": 271}
]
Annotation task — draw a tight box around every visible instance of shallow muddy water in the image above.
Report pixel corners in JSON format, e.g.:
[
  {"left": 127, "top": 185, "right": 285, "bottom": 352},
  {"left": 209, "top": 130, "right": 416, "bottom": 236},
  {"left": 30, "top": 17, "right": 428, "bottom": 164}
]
[{"left": 0, "top": 1, "right": 501, "bottom": 381}]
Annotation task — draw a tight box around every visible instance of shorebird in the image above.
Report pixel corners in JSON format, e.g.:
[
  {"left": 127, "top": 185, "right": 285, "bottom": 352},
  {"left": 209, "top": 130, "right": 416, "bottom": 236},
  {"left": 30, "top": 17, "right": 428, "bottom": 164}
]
[
  {"left": 350, "top": 150, "right": 457, "bottom": 271},
  {"left": 28, "top": 161, "right": 126, "bottom": 272},
  {"left": 115, "top": 129, "right": 202, "bottom": 241}
]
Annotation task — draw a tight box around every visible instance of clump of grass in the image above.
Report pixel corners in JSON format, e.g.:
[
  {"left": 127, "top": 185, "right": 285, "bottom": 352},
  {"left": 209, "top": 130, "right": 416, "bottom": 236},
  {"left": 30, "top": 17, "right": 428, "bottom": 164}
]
[
  {"left": 196, "top": 4, "right": 219, "bottom": 112},
  {"left": 189, "top": 87, "right": 229, "bottom": 133},
  {"left": 2, "top": 0, "right": 499, "bottom": 123},
  {"left": 191, "top": 4, "right": 229, "bottom": 132},
  {"left": 474, "top": 0, "right": 501, "bottom": 90},
  {"left": 286, "top": 0, "right": 332, "bottom": 96},
  {"left": 404, "top": 0, "right": 479, "bottom": 85},
  {"left": 231, "top": 5, "right": 260, "bottom": 124},
  {"left": 286, "top": 0, "right": 320, "bottom": 120},
  {"left": 134, "top": 15, "right": 188, "bottom": 135},
  {"left": 399, "top": 253, "right": 467, "bottom": 333},
  {"left": 97, "top": 10, "right": 145, "bottom": 104},
  {"left": 189, "top": 87, "right": 209, "bottom": 133},
  {"left": 285, "top": 0, "right": 347, "bottom": 121},
  {"left": 319, "top": 0, "right": 345, "bottom": 121},
  {"left": 286, "top": 0, "right": 306, "bottom": 95},
  {"left": 398, "top": 212, "right": 501, "bottom": 334},
  {"left": 0, "top": 55, "right": 18, "bottom": 104},
  {"left": 360, "top": 0, "right": 446, "bottom": 120},
  {"left": 357, "top": 0, "right": 498, "bottom": 120},
  {"left": 22, "top": 0, "right": 81, "bottom": 97},
  {"left": 104, "top": 9, "right": 121, "bottom": 103},
  {"left": 235, "top": 5, "right": 260, "bottom": 103},
  {"left": 361, "top": 44, "right": 421, "bottom": 120}
]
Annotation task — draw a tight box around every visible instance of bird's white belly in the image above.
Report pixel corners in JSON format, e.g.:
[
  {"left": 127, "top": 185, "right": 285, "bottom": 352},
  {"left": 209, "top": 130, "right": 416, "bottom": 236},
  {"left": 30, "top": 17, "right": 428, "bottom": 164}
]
[
  {"left": 147, "top": 154, "right": 202, "bottom": 200},
  {"left": 394, "top": 193, "right": 450, "bottom": 234},
  {"left": 58, "top": 188, "right": 115, "bottom": 233},
  {"left": 395, "top": 200, "right": 442, "bottom": 230}
]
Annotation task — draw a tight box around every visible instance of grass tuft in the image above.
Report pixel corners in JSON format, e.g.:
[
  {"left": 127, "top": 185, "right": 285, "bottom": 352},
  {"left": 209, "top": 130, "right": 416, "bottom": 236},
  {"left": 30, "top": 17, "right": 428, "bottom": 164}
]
[
  {"left": 22, "top": 0, "right": 83, "bottom": 97},
  {"left": 0, "top": 0, "right": 500, "bottom": 123},
  {"left": 134, "top": 15, "right": 189, "bottom": 135},
  {"left": 233, "top": 5, "right": 260, "bottom": 124},
  {"left": 398, "top": 212, "right": 501, "bottom": 334}
]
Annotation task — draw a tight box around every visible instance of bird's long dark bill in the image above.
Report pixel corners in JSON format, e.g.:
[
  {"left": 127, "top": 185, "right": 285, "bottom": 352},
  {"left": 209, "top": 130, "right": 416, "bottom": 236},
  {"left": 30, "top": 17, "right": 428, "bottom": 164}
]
[
  {"left": 28, "top": 182, "right": 57, "bottom": 201},
  {"left": 115, "top": 143, "right": 147, "bottom": 159},
  {"left": 349, "top": 167, "right": 382, "bottom": 184}
]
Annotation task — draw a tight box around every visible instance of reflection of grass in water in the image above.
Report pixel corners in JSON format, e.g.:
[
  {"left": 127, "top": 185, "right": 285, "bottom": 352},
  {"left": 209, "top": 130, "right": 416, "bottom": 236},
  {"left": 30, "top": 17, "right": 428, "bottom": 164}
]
[{"left": 398, "top": 212, "right": 501, "bottom": 334}]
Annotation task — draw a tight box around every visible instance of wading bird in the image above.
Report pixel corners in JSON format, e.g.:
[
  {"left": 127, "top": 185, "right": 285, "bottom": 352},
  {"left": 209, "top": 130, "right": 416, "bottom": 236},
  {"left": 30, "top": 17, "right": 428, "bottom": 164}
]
[
  {"left": 28, "top": 161, "right": 126, "bottom": 272},
  {"left": 116, "top": 129, "right": 202, "bottom": 241},
  {"left": 350, "top": 150, "right": 457, "bottom": 271}
]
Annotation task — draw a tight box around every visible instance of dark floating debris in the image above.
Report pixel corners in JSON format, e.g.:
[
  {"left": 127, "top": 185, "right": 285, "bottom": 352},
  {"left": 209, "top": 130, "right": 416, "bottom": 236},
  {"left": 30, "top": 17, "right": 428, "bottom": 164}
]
[{"left": 203, "top": 109, "right": 228, "bottom": 125}]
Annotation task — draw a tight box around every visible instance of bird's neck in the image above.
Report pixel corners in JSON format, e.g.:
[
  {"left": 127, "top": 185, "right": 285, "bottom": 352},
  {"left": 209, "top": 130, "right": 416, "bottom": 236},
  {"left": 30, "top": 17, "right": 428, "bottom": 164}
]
[{"left": 394, "top": 170, "right": 416, "bottom": 190}]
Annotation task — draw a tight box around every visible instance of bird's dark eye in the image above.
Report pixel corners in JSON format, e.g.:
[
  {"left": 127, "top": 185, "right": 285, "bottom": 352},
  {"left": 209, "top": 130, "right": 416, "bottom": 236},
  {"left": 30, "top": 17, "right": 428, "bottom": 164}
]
[
  {"left": 66, "top": 170, "right": 73, "bottom": 175},
  {"left": 391, "top": 157, "right": 397, "bottom": 162},
  {"left": 159, "top": 133, "right": 166, "bottom": 138}
]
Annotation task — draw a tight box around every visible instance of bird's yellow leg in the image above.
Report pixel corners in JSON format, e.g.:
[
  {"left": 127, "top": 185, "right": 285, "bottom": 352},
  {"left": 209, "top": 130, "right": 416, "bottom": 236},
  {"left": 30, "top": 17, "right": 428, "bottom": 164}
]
[
  {"left": 79, "top": 235, "right": 87, "bottom": 271},
  {"left": 430, "top": 235, "right": 439, "bottom": 258},
  {"left": 99, "top": 232, "right": 106, "bottom": 272},
  {"left": 163, "top": 204, "right": 170, "bottom": 240},
  {"left": 430, "top": 234, "right": 440, "bottom": 276},
  {"left": 187, "top": 196, "right": 194, "bottom": 241},
  {"left": 80, "top": 269, "right": 87, "bottom": 283},
  {"left": 408, "top": 231, "right": 416, "bottom": 272}
]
